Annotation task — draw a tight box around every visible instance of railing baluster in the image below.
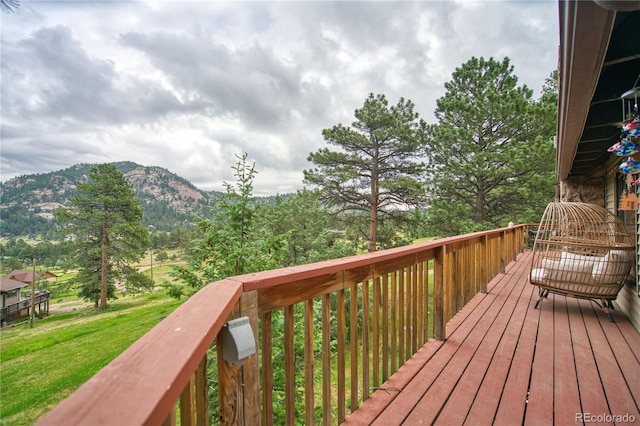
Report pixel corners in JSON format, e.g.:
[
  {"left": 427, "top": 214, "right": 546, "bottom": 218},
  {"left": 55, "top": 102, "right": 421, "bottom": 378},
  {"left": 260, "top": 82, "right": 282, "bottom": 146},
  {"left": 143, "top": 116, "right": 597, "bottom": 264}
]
[
  {"left": 261, "top": 312, "right": 273, "bottom": 426},
  {"left": 446, "top": 246, "right": 455, "bottom": 323},
  {"left": 304, "top": 299, "right": 314, "bottom": 426},
  {"left": 412, "top": 263, "right": 418, "bottom": 354},
  {"left": 382, "top": 274, "right": 389, "bottom": 382},
  {"left": 349, "top": 284, "right": 358, "bottom": 412},
  {"left": 195, "top": 355, "right": 208, "bottom": 426},
  {"left": 362, "top": 279, "right": 370, "bottom": 400},
  {"left": 480, "top": 236, "right": 488, "bottom": 293},
  {"left": 372, "top": 275, "right": 380, "bottom": 389},
  {"left": 180, "top": 377, "right": 195, "bottom": 426},
  {"left": 163, "top": 407, "right": 176, "bottom": 426},
  {"left": 454, "top": 249, "right": 461, "bottom": 316},
  {"left": 398, "top": 269, "right": 405, "bottom": 363},
  {"left": 390, "top": 271, "right": 397, "bottom": 373},
  {"left": 434, "top": 246, "right": 445, "bottom": 341},
  {"left": 419, "top": 261, "right": 427, "bottom": 343},
  {"left": 337, "top": 288, "right": 346, "bottom": 423},
  {"left": 406, "top": 265, "right": 412, "bottom": 355},
  {"left": 322, "top": 293, "right": 331, "bottom": 425}
]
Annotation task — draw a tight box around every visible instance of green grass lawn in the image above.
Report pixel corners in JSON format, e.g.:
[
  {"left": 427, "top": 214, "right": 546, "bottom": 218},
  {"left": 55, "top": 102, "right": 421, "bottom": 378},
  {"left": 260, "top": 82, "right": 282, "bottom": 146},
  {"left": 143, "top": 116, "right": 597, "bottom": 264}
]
[{"left": 0, "top": 291, "right": 182, "bottom": 425}]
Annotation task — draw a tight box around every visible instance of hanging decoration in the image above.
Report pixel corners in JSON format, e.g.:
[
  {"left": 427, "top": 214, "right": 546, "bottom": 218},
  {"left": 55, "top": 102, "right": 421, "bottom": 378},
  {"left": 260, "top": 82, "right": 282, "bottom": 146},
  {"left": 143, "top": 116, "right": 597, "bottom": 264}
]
[
  {"left": 623, "top": 117, "right": 640, "bottom": 137},
  {"left": 608, "top": 138, "right": 638, "bottom": 156},
  {"left": 609, "top": 74, "right": 640, "bottom": 210},
  {"left": 619, "top": 157, "right": 640, "bottom": 174}
]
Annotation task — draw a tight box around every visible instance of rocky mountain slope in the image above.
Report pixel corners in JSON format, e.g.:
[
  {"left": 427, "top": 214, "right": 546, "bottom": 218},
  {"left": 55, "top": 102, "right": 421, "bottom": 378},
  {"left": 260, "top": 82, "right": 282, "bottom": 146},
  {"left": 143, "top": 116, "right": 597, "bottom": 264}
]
[{"left": 0, "top": 162, "right": 221, "bottom": 236}]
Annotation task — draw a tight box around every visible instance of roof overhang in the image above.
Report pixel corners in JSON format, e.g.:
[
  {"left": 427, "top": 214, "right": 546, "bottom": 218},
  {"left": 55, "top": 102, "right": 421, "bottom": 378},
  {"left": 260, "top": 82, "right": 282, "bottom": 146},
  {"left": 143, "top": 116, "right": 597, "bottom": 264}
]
[
  {"left": 0, "top": 277, "right": 30, "bottom": 292},
  {"left": 556, "top": 0, "right": 640, "bottom": 181}
]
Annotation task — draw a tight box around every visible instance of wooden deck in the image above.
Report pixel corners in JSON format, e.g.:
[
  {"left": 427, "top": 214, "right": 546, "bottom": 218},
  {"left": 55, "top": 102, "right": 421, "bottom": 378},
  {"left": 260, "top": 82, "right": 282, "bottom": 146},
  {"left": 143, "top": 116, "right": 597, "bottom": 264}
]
[{"left": 344, "top": 251, "right": 640, "bottom": 425}]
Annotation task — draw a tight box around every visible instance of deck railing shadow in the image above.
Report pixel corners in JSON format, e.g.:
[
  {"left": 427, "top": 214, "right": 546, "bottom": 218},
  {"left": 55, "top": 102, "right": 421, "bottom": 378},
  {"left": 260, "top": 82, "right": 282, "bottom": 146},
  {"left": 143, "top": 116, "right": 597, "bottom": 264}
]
[{"left": 38, "top": 225, "right": 528, "bottom": 425}]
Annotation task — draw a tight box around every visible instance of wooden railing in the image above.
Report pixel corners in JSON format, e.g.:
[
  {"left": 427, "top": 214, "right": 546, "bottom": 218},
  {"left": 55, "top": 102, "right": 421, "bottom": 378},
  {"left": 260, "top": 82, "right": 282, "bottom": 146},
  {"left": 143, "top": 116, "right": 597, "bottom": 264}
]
[
  {"left": 1, "top": 291, "right": 50, "bottom": 323},
  {"left": 38, "top": 225, "right": 528, "bottom": 425}
]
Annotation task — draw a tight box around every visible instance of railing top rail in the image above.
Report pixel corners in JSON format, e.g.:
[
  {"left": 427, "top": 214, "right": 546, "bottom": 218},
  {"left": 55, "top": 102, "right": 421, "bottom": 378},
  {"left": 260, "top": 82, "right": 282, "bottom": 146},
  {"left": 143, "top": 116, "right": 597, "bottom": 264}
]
[
  {"left": 37, "top": 279, "right": 243, "bottom": 426},
  {"left": 236, "top": 225, "right": 528, "bottom": 291}
]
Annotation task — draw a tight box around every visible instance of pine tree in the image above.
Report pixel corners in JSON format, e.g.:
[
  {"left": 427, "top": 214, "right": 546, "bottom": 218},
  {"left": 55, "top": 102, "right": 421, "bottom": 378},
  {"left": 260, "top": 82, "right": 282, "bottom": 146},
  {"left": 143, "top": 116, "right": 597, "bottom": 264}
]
[
  {"left": 304, "top": 93, "right": 428, "bottom": 252},
  {"left": 425, "top": 57, "right": 556, "bottom": 236},
  {"left": 54, "top": 164, "right": 150, "bottom": 309}
]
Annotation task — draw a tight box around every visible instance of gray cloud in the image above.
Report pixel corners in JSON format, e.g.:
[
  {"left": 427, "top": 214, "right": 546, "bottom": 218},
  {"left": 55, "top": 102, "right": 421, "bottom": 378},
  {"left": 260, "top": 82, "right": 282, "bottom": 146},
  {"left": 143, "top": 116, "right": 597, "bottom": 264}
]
[{"left": 0, "top": 1, "right": 558, "bottom": 195}]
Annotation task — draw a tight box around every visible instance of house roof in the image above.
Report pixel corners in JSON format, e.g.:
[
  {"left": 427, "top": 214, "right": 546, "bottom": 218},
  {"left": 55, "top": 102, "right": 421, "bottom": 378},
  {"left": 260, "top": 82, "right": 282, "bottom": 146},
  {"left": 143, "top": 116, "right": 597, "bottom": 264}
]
[
  {"left": 0, "top": 277, "right": 30, "bottom": 292},
  {"left": 557, "top": 1, "right": 640, "bottom": 181},
  {"left": 7, "top": 269, "right": 57, "bottom": 283}
]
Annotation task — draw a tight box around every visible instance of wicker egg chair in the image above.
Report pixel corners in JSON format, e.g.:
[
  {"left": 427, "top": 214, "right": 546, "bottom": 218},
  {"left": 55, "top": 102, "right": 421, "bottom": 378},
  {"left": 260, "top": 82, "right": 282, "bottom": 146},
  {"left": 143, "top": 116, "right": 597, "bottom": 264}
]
[{"left": 529, "top": 202, "right": 634, "bottom": 321}]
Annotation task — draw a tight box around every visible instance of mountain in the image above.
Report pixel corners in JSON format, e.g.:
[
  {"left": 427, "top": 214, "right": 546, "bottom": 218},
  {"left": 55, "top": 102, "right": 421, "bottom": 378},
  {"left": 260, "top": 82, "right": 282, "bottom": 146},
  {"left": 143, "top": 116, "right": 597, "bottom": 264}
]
[{"left": 0, "top": 162, "right": 223, "bottom": 236}]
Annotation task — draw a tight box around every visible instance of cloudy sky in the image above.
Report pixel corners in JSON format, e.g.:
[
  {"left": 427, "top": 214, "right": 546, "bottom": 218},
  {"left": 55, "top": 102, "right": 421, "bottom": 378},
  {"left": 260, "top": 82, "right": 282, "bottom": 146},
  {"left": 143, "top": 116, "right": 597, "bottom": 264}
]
[{"left": 1, "top": 0, "right": 559, "bottom": 195}]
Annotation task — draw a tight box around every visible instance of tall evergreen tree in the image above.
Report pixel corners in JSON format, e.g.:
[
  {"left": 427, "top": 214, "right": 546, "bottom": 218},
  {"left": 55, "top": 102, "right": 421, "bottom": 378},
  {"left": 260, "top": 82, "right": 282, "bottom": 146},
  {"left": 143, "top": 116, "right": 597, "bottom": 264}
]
[
  {"left": 425, "top": 57, "right": 556, "bottom": 236},
  {"left": 304, "top": 93, "right": 428, "bottom": 252},
  {"left": 54, "top": 164, "right": 151, "bottom": 309}
]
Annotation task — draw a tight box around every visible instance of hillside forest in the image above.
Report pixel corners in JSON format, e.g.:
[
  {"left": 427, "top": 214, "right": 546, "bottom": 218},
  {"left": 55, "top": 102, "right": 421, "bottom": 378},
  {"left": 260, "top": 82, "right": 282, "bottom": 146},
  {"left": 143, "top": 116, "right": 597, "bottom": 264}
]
[{"left": 1, "top": 56, "right": 558, "bottom": 294}]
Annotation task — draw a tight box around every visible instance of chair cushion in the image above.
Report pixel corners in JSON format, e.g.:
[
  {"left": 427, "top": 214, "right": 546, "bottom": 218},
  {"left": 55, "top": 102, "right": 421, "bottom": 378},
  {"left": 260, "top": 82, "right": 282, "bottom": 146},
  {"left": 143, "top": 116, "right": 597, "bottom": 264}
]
[
  {"left": 534, "top": 254, "right": 594, "bottom": 284},
  {"left": 592, "top": 250, "right": 630, "bottom": 284}
]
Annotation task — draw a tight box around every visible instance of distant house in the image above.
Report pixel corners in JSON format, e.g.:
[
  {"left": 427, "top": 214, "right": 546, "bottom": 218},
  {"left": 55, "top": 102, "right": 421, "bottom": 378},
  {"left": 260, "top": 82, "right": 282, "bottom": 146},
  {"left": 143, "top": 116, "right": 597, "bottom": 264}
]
[
  {"left": 1, "top": 272, "right": 52, "bottom": 325},
  {"left": 0, "top": 277, "right": 30, "bottom": 308},
  {"left": 7, "top": 269, "right": 57, "bottom": 284}
]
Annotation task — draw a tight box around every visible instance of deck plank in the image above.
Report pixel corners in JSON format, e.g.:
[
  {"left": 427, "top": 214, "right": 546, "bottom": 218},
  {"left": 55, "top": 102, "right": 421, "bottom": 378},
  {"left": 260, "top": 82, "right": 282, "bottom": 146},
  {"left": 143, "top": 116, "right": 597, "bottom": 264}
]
[
  {"left": 611, "top": 303, "right": 640, "bottom": 361},
  {"left": 343, "top": 251, "right": 640, "bottom": 426},
  {"left": 597, "top": 307, "right": 640, "bottom": 410},
  {"left": 492, "top": 284, "right": 541, "bottom": 425},
  {"left": 523, "top": 288, "right": 554, "bottom": 424},
  {"left": 436, "top": 252, "right": 530, "bottom": 424},
  {"left": 553, "top": 295, "right": 582, "bottom": 424},
  {"left": 401, "top": 256, "right": 526, "bottom": 424},
  {"left": 579, "top": 299, "right": 640, "bottom": 420},
  {"left": 340, "top": 340, "right": 444, "bottom": 425},
  {"left": 463, "top": 282, "right": 535, "bottom": 424},
  {"left": 567, "top": 297, "right": 611, "bottom": 423}
]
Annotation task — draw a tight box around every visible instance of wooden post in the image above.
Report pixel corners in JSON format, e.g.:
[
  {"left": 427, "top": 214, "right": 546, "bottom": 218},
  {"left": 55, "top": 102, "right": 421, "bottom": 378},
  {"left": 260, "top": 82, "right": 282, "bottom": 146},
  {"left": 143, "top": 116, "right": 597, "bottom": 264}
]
[
  {"left": 217, "top": 291, "right": 260, "bottom": 425},
  {"left": 434, "top": 246, "right": 446, "bottom": 341},
  {"left": 30, "top": 260, "right": 36, "bottom": 328},
  {"left": 217, "top": 304, "right": 240, "bottom": 425},
  {"left": 239, "top": 291, "right": 260, "bottom": 425}
]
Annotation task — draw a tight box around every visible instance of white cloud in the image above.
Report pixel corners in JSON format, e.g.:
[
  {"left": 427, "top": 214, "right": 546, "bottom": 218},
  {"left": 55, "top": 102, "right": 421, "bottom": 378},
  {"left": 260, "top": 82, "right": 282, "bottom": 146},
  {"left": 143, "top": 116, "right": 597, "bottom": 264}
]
[{"left": 0, "top": 0, "right": 558, "bottom": 193}]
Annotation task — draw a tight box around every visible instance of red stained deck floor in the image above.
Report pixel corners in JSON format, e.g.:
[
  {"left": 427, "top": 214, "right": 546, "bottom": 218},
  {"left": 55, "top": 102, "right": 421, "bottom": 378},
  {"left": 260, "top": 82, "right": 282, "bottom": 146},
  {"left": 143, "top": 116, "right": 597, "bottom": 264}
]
[{"left": 344, "top": 251, "right": 640, "bottom": 425}]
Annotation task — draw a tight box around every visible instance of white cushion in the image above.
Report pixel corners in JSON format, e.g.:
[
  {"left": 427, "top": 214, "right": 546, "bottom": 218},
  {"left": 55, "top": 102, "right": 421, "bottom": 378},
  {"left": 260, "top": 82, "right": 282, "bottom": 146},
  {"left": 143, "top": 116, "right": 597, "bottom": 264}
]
[
  {"left": 530, "top": 268, "right": 548, "bottom": 283},
  {"left": 535, "top": 252, "right": 594, "bottom": 284},
  {"left": 549, "top": 257, "right": 594, "bottom": 284},
  {"left": 541, "top": 258, "right": 559, "bottom": 269},
  {"left": 560, "top": 251, "right": 596, "bottom": 266},
  {"left": 592, "top": 250, "right": 630, "bottom": 284}
]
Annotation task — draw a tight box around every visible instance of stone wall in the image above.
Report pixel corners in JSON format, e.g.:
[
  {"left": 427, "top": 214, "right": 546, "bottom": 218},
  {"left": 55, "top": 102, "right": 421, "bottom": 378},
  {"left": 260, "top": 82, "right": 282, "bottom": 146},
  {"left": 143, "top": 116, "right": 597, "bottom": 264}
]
[{"left": 560, "top": 176, "right": 605, "bottom": 206}]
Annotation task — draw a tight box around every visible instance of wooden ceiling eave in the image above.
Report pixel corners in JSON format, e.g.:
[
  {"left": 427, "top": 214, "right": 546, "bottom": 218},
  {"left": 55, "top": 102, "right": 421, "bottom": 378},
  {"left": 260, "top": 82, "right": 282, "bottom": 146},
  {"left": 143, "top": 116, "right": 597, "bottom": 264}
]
[{"left": 556, "top": 0, "right": 616, "bottom": 182}]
